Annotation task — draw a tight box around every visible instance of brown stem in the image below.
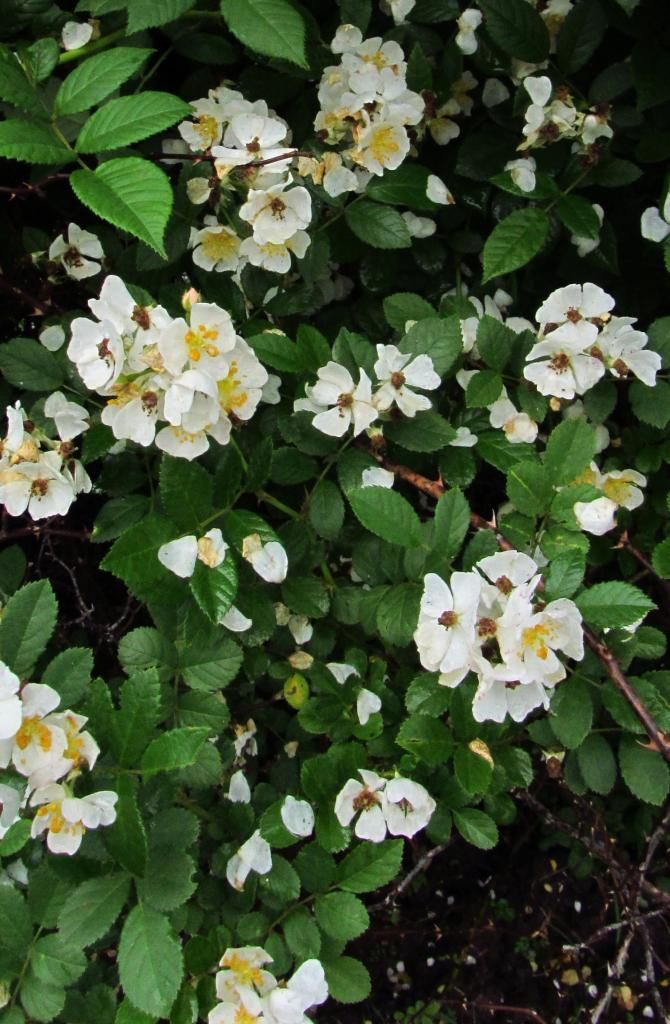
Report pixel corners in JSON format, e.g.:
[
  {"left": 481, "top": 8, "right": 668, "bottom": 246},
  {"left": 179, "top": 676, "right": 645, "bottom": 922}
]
[
  {"left": 617, "top": 530, "right": 670, "bottom": 603},
  {"left": 0, "top": 273, "right": 60, "bottom": 317},
  {"left": 0, "top": 173, "right": 70, "bottom": 198},
  {"left": 369, "top": 842, "right": 448, "bottom": 913},
  {"left": 155, "top": 148, "right": 312, "bottom": 168},
  {"left": 0, "top": 525, "right": 90, "bottom": 545}
]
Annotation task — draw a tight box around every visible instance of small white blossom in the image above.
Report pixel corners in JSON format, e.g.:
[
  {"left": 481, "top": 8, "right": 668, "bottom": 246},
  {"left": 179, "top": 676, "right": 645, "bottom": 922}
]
[
  {"left": 414, "top": 572, "right": 481, "bottom": 687},
  {"left": 296, "top": 362, "right": 378, "bottom": 437},
  {"left": 335, "top": 769, "right": 388, "bottom": 842},
  {"left": 30, "top": 785, "right": 117, "bottom": 855},
  {"left": 504, "top": 157, "right": 537, "bottom": 193},
  {"left": 357, "top": 688, "right": 382, "bottom": 725},
  {"left": 482, "top": 79, "right": 510, "bottom": 108},
  {"left": 455, "top": 8, "right": 482, "bottom": 54},
  {"left": 61, "top": 21, "right": 93, "bottom": 50},
  {"left": 226, "top": 830, "right": 272, "bottom": 890},
  {"left": 0, "top": 663, "right": 21, "bottom": 741},
  {"left": 0, "top": 784, "right": 21, "bottom": 839},
  {"left": 535, "top": 282, "right": 615, "bottom": 330},
  {"left": 242, "top": 534, "right": 288, "bottom": 583},
  {"left": 641, "top": 193, "right": 670, "bottom": 242},
  {"left": 49, "top": 224, "right": 103, "bottom": 280},
  {"left": 524, "top": 322, "right": 605, "bottom": 399},
  {"left": 226, "top": 770, "right": 251, "bottom": 803},
  {"left": 426, "top": 174, "right": 455, "bottom": 205},
  {"left": 597, "top": 317, "right": 661, "bottom": 386},
  {"left": 158, "top": 529, "right": 227, "bottom": 578},
  {"left": 383, "top": 778, "right": 435, "bottom": 838},
  {"left": 574, "top": 496, "right": 618, "bottom": 535},
  {"left": 373, "top": 345, "right": 440, "bottom": 417},
  {"left": 239, "top": 230, "right": 310, "bottom": 273},
  {"left": 43, "top": 392, "right": 89, "bottom": 441},
  {"left": 280, "top": 796, "right": 315, "bottom": 837},
  {"left": 191, "top": 218, "right": 242, "bottom": 273},
  {"left": 361, "top": 466, "right": 394, "bottom": 488},
  {"left": 570, "top": 203, "right": 604, "bottom": 257},
  {"left": 402, "top": 211, "right": 436, "bottom": 238},
  {"left": 39, "top": 325, "right": 66, "bottom": 352},
  {"left": 239, "top": 182, "right": 312, "bottom": 245}
]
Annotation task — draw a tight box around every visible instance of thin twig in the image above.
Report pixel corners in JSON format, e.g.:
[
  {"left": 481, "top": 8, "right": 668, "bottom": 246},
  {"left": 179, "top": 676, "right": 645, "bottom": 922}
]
[
  {"left": 369, "top": 844, "right": 448, "bottom": 913},
  {"left": 562, "top": 907, "right": 668, "bottom": 952},
  {"left": 617, "top": 530, "right": 670, "bottom": 603}
]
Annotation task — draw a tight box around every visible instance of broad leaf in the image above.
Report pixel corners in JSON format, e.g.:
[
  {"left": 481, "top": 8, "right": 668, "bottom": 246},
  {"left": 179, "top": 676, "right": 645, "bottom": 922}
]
[
  {"left": 220, "top": 0, "right": 308, "bottom": 68},
  {"left": 482, "top": 208, "right": 549, "bottom": 282},
  {"left": 76, "top": 92, "right": 191, "bottom": 152},
  {"left": 55, "top": 47, "right": 154, "bottom": 116}
]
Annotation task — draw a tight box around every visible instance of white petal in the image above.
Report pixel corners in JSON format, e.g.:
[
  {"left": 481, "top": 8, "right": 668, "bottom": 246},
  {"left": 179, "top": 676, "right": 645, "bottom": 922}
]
[
  {"left": 158, "top": 536, "right": 198, "bottom": 578},
  {"left": 280, "top": 796, "right": 315, "bottom": 837}
]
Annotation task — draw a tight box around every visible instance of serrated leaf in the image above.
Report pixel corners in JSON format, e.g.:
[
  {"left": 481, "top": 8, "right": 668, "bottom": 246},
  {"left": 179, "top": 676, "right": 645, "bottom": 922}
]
[
  {"left": 479, "top": 0, "right": 550, "bottom": 62},
  {"left": 543, "top": 550, "right": 585, "bottom": 600},
  {"left": 465, "top": 369, "right": 503, "bottom": 408},
  {"left": 308, "top": 480, "right": 345, "bottom": 540},
  {"left": 179, "top": 632, "right": 243, "bottom": 691},
  {"left": 127, "top": 0, "right": 196, "bottom": 32},
  {"left": 323, "top": 957, "right": 371, "bottom": 1004},
  {"left": 0, "top": 338, "right": 65, "bottom": 391},
  {"left": 0, "top": 579, "right": 57, "bottom": 677},
  {"left": 398, "top": 317, "right": 462, "bottom": 376},
  {"left": 384, "top": 410, "right": 456, "bottom": 452},
  {"left": 556, "top": 0, "right": 607, "bottom": 73},
  {"left": 142, "top": 727, "right": 209, "bottom": 777},
  {"left": 433, "top": 487, "right": 470, "bottom": 560},
  {"left": 619, "top": 736, "right": 670, "bottom": 805},
  {"left": 76, "top": 91, "right": 190, "bottom": 152},
  {"left": 220, "top": 0, "right": 307, "bottom": 68},
  {"left": 576, "top": 582, "right": 655, "bottom": 628},
  {"left": 57, "top": 875, "right": 130, "bottom": 948},
  {"left": 396, "top": 715, "right": 453, "bottom": 766},
  {"left": 0, "top": 119, "right": 72, "bottom": 164},
  {"left": 557, "top": 195, "right": 602, "bottom": 240},
  {"left": 550, "top": 676, "right": 593, "bottom": 749},
  {"left": 506, "top": 461, "right": 552, "bottom": 516},
  {"left": 345, "top": 200, "right": 412, "bottom": 249},
  {"left": 55, "top": 47, "right": 154, "bottom": 116},
  {"left": 366, "top": 163, "right": 439, "bottom": 212},
  {"left": 652, "top": 537, "right": 670, "bottom": 578},
  {"left": 110, "top": 670, "right": 161, "bottom": 767},
  {"left": 482, "top": 208, "right": 549, "bottom": 282},
  {"left": 348, "top": 486, "right": 421, "bottom": 547},
  {"left": 454, "top": 744, "right": 493, "bottom": 795},
  {"left": 376, "top": 583, "right": 421, "bottom": 646},
  {"left": 577, "top": 733, "right": 616, "bottom": 794},
  {"left": 0, "top": 887, "right": 32, "bottom": 974},
  {"left": 383, "top": 293, "right": 437, "bottom": 329},
  {"left": 336, "top": 839, "right": 403, "bottom": 893},
  {"left": 70, "top": 157, "right": 174, "bottom": 257},
  {"left": 103, "top": 776, "right": 147, "bottom": 877},
  {"left": 100, "top": 515, "right": 175, "bottom": 590},
  {"left": 315, "top": 892, "right": 369, "bottom": 941},
  {"left": 476, "top": 315, "right": 517, "bottom": 371},
  {"left": 31, "top": 935, "right": 86, "bottom": 986},
  {"left": 453, "top": 807, "right": 498, "bottom": 849},
  {"left": 117, "top": 906, "right": 183, "bottom": 1018},
  {"left": 544, "top": 417, "right": 597, "bottom": 485},
  {"left": 189, "top": 558, "right": 238, "bottom": 624},
  {"left": 41, "top": 647, "right": 93, "bottom": 708}
]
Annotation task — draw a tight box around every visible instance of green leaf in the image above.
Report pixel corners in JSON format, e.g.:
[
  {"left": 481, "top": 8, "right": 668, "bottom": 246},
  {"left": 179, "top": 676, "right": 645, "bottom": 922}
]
[
  {"left": 453, "top": 808, "right": 498, "bottom": 850},
  {"left": 465, "top": 369, "right": 503, "bottom": 408},
  {"left": 434, "top": 488, "right": 470, "bottom": 560},
  {"left": 315, "top": 892, "right": 369, "bottom": 941},
  {"left": 117, "top": 906, "right": 183, "bottom": 1018},
  {"left": 55, "top": 47, "right": 154, "bottom": 116},
  {"left": 336, "top": 839, "right": 403, "bottom": 893},
  {"left": 476, "top": 315, "right": 517, "bottom": 371},
  {"left": 159, "top": 456, "right": 213, "bottom": 530},
  {"left": 479, "top": 0, "right": 550, "bottom": 62},
  {"left": 383, "top": 293, "right": 437, "bottom": 329},
  {"left": 142, "top": 727, "right": 210, "bottom": 778},
  {"left": 283, "top": 908, "right": 321, "bottom": 960},
  {"left": 405, "top": 673, "right": 452, "bottom": 716},
  {"left": 557, "top": 195, "right": 602, "bottom": 240},
  {"left": 70, "top": 157, "right": 174, "bottom": 257},
  {"left": 398, "top": 317, "right": 462, "bottom": 376},
  {"left": 103, "top": 776, "right": 147, "bottom": 876},
  {"left": 220, "top": 0, "right": 308, "bottom": 68},
  {"left": 652, "top": 537, "right": 670, "bottom": 578},
  {"left": 619, "top": 736, "right": 670, "bottom": 805},
  {"left": 550, "top": 676, "right": 593, "bottom": 749},
  {"left": 506, "top": 462, "right": 552, "bottom": 516},
  {"left": 576, "top": 582, "right": 655, "bottom": 628},
  {"left": 348, "top": 487, "right": 421, "bottom": 547},
  {"left": 127, "top": 0, "right": 196, "bottom": 31},
  {"left": 0, "top": 887, "right": 32, "bottom": 974},
  {"left": 92, "top": 495, "right": 151, "bottom": 543},
  {"left": 345, "top": 200, "right": 412, "bottom": 249},
  {"left": 110, "top": 670, "right": 161, "bottom": 767},
  {"left": 41, "top": 647, "right": 93, "bottom": 708},
  {"left": 376, "top": 583, "right": 421, "bottom": 646},
  {"left": 282, "top": 576, "right": 330, "bottom": 618},
  {"left": 366, "top": 163, "right": 439, "bottom": 212},
  {"left": 58, "top": 874, "right": 131, "bottom": 948},
  {"left": 323, "top": 957, "right": 371, "bottom": 1004},
  {"left": 189, "top": 558, "right": 238, "bottom": 624},
  {"left": 100, "top": 515, "right": 175, "bottom": 592},
  {"left": 557, "top": 0, "right": 607, "bottom": 74},
  {"left": 630, "top": 380, "right": 670, "bottom": 429},
  {"left": 0, "top": 579, "right": 57, "bottom": 677},
  {"left": 30, "top": 935, "right": 86, "bottom": 987},
  {"left": 543, "top": 550, "right": 585, "bottom": 600},
  {"left": 396, "top": 715, "right": 454, "bottom": 766},
  {"left": 0, "top": 338, "right": 64, "bottom": 391},
  {"left": 482, "top": 208, "right": 549, "bottom": 282},
  {"left": 247, "top": 332, "right": 303, "bottom": 372},
  {"left": 308, "top": 480, "right": 345, "bottom": 540},
  {"left": 24, "top": 39, "right": 60, "bottom": 82},
  {"left": 76, "top": 91, "right": 190, "bottom": 152},
  {"left": 295, "top": 844, "right": 337, "bottom": 893},
  {"left": 179, "top": 631, "right": 243, "bottom": 691},
  {"left": 0, "top": 818, "right": 31, "bottom": 857},
  {"left": 454, "top": 744, "right": 493, "bottom": 796},
  {"left": 576, "top": 733, "right": 616, "bottom": 794},
  {"left": 0, "top": 119, "right": 72, "bottom": 164},
  {"left": 0, "top": 47, "right": 42, "bottom": 114},
  {"left": 544, "top": 417, "right": 597, "bottom": 485},
  {"left": 385, "top": 410, "right": 456, "bottom": 452},
  {"left": 20, "top": 971, "right": 65, "bottom": 1024}
]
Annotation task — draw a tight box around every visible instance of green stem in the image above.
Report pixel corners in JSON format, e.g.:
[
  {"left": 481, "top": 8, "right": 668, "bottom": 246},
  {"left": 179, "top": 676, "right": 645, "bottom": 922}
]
[
  {"left": 543, "top": 166, "right": 592, "bottom": 215},
  {"left": 9, "top": 926, "right": 44, "bottom": 1010},
  {"left": 58, "top": 27, "right": 126, "bottom": 64},
  {"left": 256, "top": 490, "right": 301, "bottom": 520},
  {"left": 50, "top": 120, "right": 90, "bottom": 171},
  {"left": 320, "top": 559, "right": 336, "bottom": 587},
  {"left": 315, "top": 193, "right": 363, "bottom": 234},
  {"left": 230, "top": 435, "right": 249, "bottom": 474}
]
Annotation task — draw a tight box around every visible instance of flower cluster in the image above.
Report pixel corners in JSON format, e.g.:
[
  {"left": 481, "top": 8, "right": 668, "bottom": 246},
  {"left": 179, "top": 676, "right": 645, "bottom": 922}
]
[
  {"left": 523, "top": 283, "right": 660, "bottom": 399},
  {"left": 309, "top": 26, "right": 424, "bottom": 194},
  {"left": 208, "top": 946, "right": 328, "bottom": 1024},
  {"left": 573, "top": 462, "right": 647, "bottom": 536},
  {"left": 294, "top": 345, "right": 440, "bottom": 437},
  {"left": 335, "top": 770, "right": 436, "bottom": 842},
  {"left": 414, "top": 551, "right": 585, "bottom": 723},
  {"left": 519, "top": 76, "right": 613, "bottom": 158},
  {"left": 67, "top": 275, "right": 272, "bottom": 460},
  {"left": 0, "top": 661, "right": 115, "bottom": 854},
  {"left": 0, "top": 400, "right": 91, "bottom": 521}
]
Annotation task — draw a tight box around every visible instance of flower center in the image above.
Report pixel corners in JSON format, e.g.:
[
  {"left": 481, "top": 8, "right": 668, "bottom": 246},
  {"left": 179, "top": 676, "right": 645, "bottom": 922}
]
[
  {"left": 63, "top": 246, "right": 83, "bottom": 267},
  {"left": 132, "top": 305, "right": 151, "bottom": 330},
  {"left": 612, "top": 358, "right": 629, "bottom": 377},
  {"left": 269, "top": 197, "right": 287, "bottom": 217},
  {"left": 197, "top": 536, "right": 221, "bottom": 568},
  {"left": 222, "top": 953, "right": 263, "bottom": 989},
  {"left": 337, "top": 392, "right": 354, "bottom": 409},
  {"left": 565, "top": 307, "right": 582, "bottom": 323},
  {"left": 368, "top": 125, "right": 401, "bottom": 164},
  {"left": 352, "top": 786, "right": 381, "bottom": 812},
  {"left": 30, "top": 479, "right": 49, "bottom": 497},
  {"left": 438, "top": 610, "right": 457, "bottom": 628},
  {"left": 477, "top": 617, "right": 497, "bottom": 637},
  {"left": 218, "top": 361, "right": 248, "bottom": 413},
  {"left": 200, "top": 229, "right": 240, "bottom": 263},
  {"left": 601, "top": 477, "right": 634, "bottom": 506},
  {"left": 195, "top": 114, "right": 219, "bottom": 147},
  {"left": 549, "top": 352, "right": 570, "bottom": 372},
  {"left": 184, "top": 323, "right": 221, "bottom": 362},
  {"left": 15, "top": 716, "right": 53, "bottom": 751},
  {"left": 521, "top": 623, "right": 552, "bottom": 660},
  {"left": 390, "top": 371, "right": 406, "bottom": 389},
  {"left": 495, "top": 575, "right": 513, "bottom": 595}
]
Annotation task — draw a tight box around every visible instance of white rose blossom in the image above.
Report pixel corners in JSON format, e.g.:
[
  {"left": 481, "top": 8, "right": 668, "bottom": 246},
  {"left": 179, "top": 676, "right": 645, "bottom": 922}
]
[
  {"left": 226, "top": 829, "right": 272, "bottom": 890},
  {"left": 158, "top": 529, "right": 228, "bottom": 578},
  {"left": 373, "top": 345, "right": 441, "bottom": 416},
  {"left": 295, "top": 361, "right": 378, "bottom": 437},
  {"left": 280, "top": 796, "right": 315, "bottom": 837},
  {"left": 49, "top": 223, "right": 103, "bottom": 280},
  {"left": 242, "top": 534, "right": 288, "bottom": 583}
]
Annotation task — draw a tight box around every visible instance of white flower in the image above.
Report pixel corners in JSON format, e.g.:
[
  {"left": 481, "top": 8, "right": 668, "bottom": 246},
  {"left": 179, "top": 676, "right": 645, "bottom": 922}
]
[
  {"left": 158, "top": 529, "right": 227, "bottom": 578},
  {"left": 350, "top": 116, "right": 410, "bottom": 175},
  {"left": 67, "top": 318, "right": 125, "bottom": 392},
  {"left": 571, "top": 203, "right": 604, "bottom": 257},
  {"left": 641, "top": 194, "right": 670, "bottom": 242},
  {"left": 39, "top": 325, "right": 66, "bottom": 352},
  {"left": 581, "top": 112, "right": 613, "bottom": 146},
  {"left": 220, "top": 606, "right": 253, "bottom": 632},
  {"left": 383, "top": 778, "right": 435, "bottom": 838},
  {"left": 450, "top": 426, "right": 478, "bottom": 447},
  {"left": 34, "top": 711, "right": 99, "bottom": 789},
  {"left": 357, "top": 688, "right": 382, "bottom": 725},
  {"left": 455, "top": 8, "right": 482, "bottom": 54},
  {"left": 383, "top": 0, "right": 416, "bottom": 24},
  {"left": 488, "top": 393, "right": 538, "bottom": 443},
  {"left": 296, "top": 361, "right": 378, "bottom": 437},
  {"left": 0, "top": 452, "right": 76, "bottom": 520},
  {"left": 334, "top": 769, "right": 388, "bottom": 842},
  {"left": 226, "top": 830, "right": 272, "bottom": 890},
  {"left": 43, "top": 392, "right": 89, "bottom": 441},
  {"left": 61, "top": 21, "right": 93, "bottom": 50},
  {"left": 49, "top": 223, "right": 103, "bottom": 280},
  {"left": 472, "top": 672, "right": 551, "bottom": 724},
  {"left": 482, "top": 79, "right": 510, "bottom": 108},
  {"left": 373, "top": 345, "right": 440, "bottom": 416},
  {"left": 504, "top": 157, "right": 537, "bottom": 193},
  {"left": 0, "top": 784, "right": 21, "bottom": 839},
  {"left": 426, "top": 174, "right": 455, "bottom": 205},
  {"left": 280, "top": 796, "right": 314, "bottom": 837},
  {"left": 361, "top": 466, "right": 394, "bottom": 488},
  {"left": 226, "top": 770, "right": 251, "bottom": 803},
  {"left": 261, "top": 959, "right": 328, "bottom": 1024},
  {"left": 242, "top": 534, "right": 288, "bottom": 583},
  {"left": 233, "top": 719, "right": 257, "bottom": 759},
  {"left": 524, "top": 321, "right": 604, "bottom": 399},
  {"left": 597, "top": 317, "right": 661, "bottom": 387},
  {"left": 535, "top": 282, "right": 615, "bottom": 330},
  {"left": 239, "top": 182, "right": 312, "bottom": 245},
  {"left": 599, "top": 468, "right": 646, "bottom": 510},
  {"left": 30, "top": 785, "right": 117, "bottom": 855},
  {"left": 178, "top": 98, "right": 228, "bottom": 152},
  {"left": 497, "top": 591, "right": 584, "bottom": 688},
  {"left": 326, "top": 662, "right": 359, "bottom": 685},
  {"left": 101, "top": 380, "right": 162, "bottom": 447},
  {"left": 159, "top": 302, "right": 237, "bottom": 376},
  {"left": 0, "top": 663, "right": 21, "bottom": 741},
  {"left": 414, "top": 572, "right": 481, "bottom": 687},
  {"left": 191, "top": 218, "right": 242, "bottom": 273},
  {"left": 186, "top": 177, "right": 213, "bottom": 205},
  {"left": 574, "top": 496, "right": 618, "bottom": 535},
  {"left": 215, "top": 946, "right": 275, "bottom": 1016},
  {"left": 239, "top": 230, "right": 310, "bottom": 273},
  {"left": 0, "top": 682, "right": 65, "bottom": 785},
  {"left": 402, "top": 211, "right": 436, "bottom": 238}
]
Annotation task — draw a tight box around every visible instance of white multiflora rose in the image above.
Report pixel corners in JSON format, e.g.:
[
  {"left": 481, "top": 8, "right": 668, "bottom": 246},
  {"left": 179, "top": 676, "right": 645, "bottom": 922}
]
[
  {"left": 30, "top": 785, "right": 117, "bottom": 855},
  {"left": 213, "top": 946, "right": 275, "bottom": 1018},
  {"left": 295, "top": 361, "right": 378, "bottom": 437},
  {"left": 0, "top": 663, "right": 21, "bottom": 741},
  {"left": 61, "top": 20, "right": 93, "bottom": 50},
  {"left": 450, "top": 426, "right": 478, "bottom": 447},
  {"left": 49, "top": 223, "right": 103, "bottom": 280},
  {"left": 488, "top": 389, "right": 538, "bottom": 444},
  {"left": 280, "top": 796, "right": 315, "bottom": 837},
  {"left": 373, "top": 345, "right": 440, "bottom": 416},
  {"left": 472, "top": 669, "right": 552, "bottom": 724},
  {"left": 0, "top": 682, "right": 65, "bottom": 785},
  {"left": 641, "top": 193, "right": 670, "bottom": 242},
  {"left": 334, "top": 769, "right": 388, "bottom": 842},
  {"left": 350, "top": 115, "right": 410, "bottom": 175},
  {"left": 599, "top": 468, "right": 647, "bottom": 510},
  {"left": 504, "top": 157, "right": 536, "bottom": 193},
  {"left": 239, "top": 230, "right": 310, "bottom": 273},
  {"left": 191, "top": 218, "right": 242, "bottom": 274},
  {"left": 0, "top": 452, "right": 76, "bottom": 520},
  {"left": 597, "top": 317, "right": 661, "bottom": 386},
  {"left": 383, "top": 777, "right": 436, "bottom": 838},
  {"left": 497, "top": 591, "right": 584, "bottom": 687},
  {"left": 326, "top": 662, "right": 359, "bottom": 685},
  {"left": 574, "top": 496, "right": 618, "bottom": 535},
  {"left": 159, "top": 303, "right": 237, "bottom": 376},
  {"left": 523, "top": 321, "right": 604, "bottom": 399},
  {"left": 482, "top": 78, "right": 510, "bottom": 107},
  {"left": 535, "top": 282, "right": 615, "bottom": 330},
  {"left": 158, "top": 529, "right": 227, "bottom": 578},
  {"left": 239, "top": 182, "right": 312, "bottom": 244},
  {"left": 242, "top": 534, "right": 288, "bottom": 583},
  {"left": 0, "top": 784, "right": 21, "bottom": 839},
  {"left": 262, "top": 959, "right": 328, "bottom": 1024},
  {"left": 67, "top": 318, "right": 125, "bottom": 392},
  {"left": 39, "top": 325, "right": 66, "bottom": 352},
  {"left": 414, "top": 572, "right": 481, "bottom": 687},
  {"left": 226, "top": 830, "right": 272, "bottom": 890},
  {"left": 402, "top": 211, "right": 436, "bottom": 238},
  {"left": 426, "top": 174, "right": 454, "bottom": 205},
  {"left": 44, "top": 392, "right": 89, "bottom": 441},
  {"left": 455, "top": 8, "right": 482, "bottom": 54}
]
